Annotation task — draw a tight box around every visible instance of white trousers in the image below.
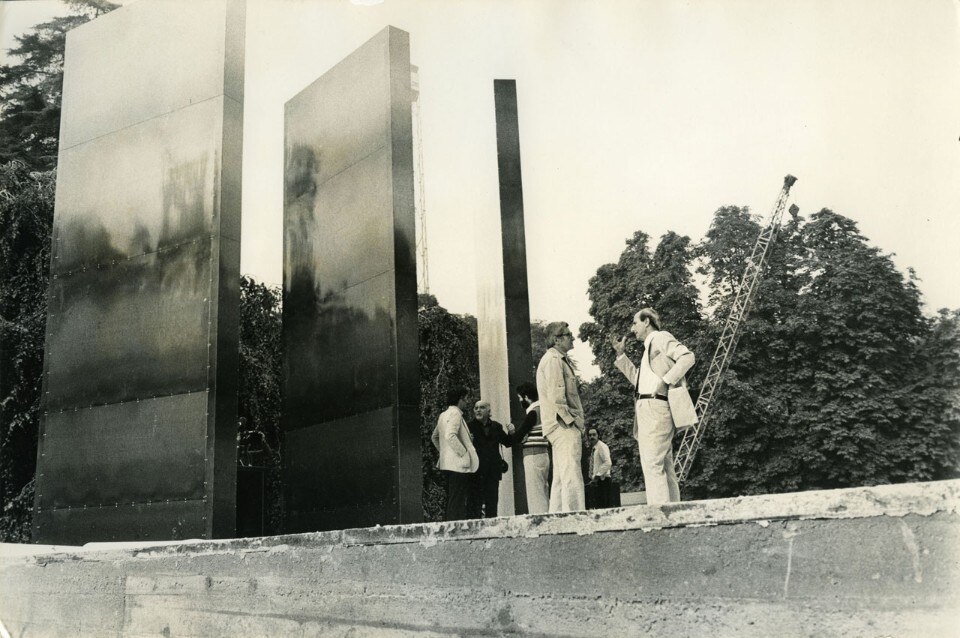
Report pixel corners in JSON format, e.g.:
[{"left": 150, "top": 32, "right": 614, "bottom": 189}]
[
  {"left": 546, "top": 426, "right": 585, "bottom": 512},
  {"left": 522, "top": 450, "right": 551, "bottom": 514},
  {"left": 635, "top": 399, "right": 680, "bottom": 505}
]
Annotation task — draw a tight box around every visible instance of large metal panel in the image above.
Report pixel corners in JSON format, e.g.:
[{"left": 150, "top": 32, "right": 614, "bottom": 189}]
[
  {"left": 43, "top": 242, "right": 213, "bottom": 410},
  {"left": 285, "top": 408, "right": 397, "bottom": 517},
  {"left": 51, "top": 98, "right": 226, "bottom": 275},
  {"left": 282, "top": 26, "right": 421, "bottom": 532},
  {"left": 32, "top": 500, "right": 208, "bottom": 545},
  {"left": 58, "top": 0, "right": 243, "bottom": 150},
  {"left": 284, "top": 271, "right": 397, "bottom": 426},
  {"left": 33, "top": 0, "right": 244, "bottom": 544},
  {"left": 35, "top": 392, "right": 209, "bottom": 510}
]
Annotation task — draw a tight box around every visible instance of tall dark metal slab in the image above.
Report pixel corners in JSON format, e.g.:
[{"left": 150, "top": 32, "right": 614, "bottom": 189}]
[
  {"left": 32, "top": 0, "right": 245, "bottom": 544},
  {"left": 476, "top": 80, "right": 534, "bottom": 515},
  {"left": 282, "top": 27, "right": 421, "bottom": 532}
]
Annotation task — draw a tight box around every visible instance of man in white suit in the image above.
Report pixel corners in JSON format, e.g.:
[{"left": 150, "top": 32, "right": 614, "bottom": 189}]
[
  {"left": 431, "top": 386, "right": 479, "bottom": 520},
  {"left": 611, "top": 308, "right": 695, "bottom": 505},
  {"left": 536, "top": 321, "right": 586, "bottom": 512}
]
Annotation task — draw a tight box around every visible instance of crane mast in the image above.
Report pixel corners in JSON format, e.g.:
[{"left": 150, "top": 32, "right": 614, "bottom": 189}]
[{"left": 674, "top": 175, "right": 798, "bottom": 484}]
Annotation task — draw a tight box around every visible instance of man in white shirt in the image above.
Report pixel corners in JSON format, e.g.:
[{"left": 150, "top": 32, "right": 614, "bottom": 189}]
[
  {"left": 536, "top": 321, "right": 585, "bottom": 512},
  {"left": 585, "top": 427, "right": 613, "bottom": 509},
  {"left": 431, "top": 386, "right": 479, "bottom": 520},
  {"left": 611, "top": 308, "right": 695, "bottom": 505}
]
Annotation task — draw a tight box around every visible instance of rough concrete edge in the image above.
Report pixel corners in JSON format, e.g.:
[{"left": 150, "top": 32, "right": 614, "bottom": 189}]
[
  {"left": 3, "top": 480, "right": 957, "bottom": 564},
  {"left": 344, "top": 479, "right": 960, "bottom": 547}
]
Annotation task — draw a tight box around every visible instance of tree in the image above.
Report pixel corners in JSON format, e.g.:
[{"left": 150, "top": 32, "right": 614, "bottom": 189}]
[
  {"left": 686, "top": 207, "right": 959, "bottom": 497},
  {"left": 237, "top": 276, "right": 284, "bottom": 534},
  {"left": 683, "top": 206, "right": 810, "bottom": 496},
  {"left": 0, "top": 1, "right": 118, "bottom": 169},
  {"left": 581, "top": 206, "right": 959, "bottom": 499},
  {"left": 0, "top": 162, "right": 55, "bottom": 542}
]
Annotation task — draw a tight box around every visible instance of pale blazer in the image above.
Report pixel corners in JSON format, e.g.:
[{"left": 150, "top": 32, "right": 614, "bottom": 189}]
[
  {"left": 536, "top": 347, "right": 585, "bottom": 438},
  {"left": 431, "top": 405, "right": 479, "bottom": 473},
  {"left": 615, "top": 330, "right": 696, "bottom": 437}
]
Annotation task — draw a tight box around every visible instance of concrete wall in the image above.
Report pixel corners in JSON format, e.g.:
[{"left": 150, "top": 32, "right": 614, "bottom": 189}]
[{"left": 3, "top": 480, "right": 958, "bottom": 637}]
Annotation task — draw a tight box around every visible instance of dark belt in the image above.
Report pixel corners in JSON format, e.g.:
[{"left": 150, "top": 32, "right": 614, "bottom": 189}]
[{"left": 636, "top": 393, "right": 668, "bottom": 401}]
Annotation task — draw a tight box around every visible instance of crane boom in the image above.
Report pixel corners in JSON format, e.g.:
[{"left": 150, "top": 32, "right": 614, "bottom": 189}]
[{"left": 674, "top": 174, "right": 798, "bottom": 484}]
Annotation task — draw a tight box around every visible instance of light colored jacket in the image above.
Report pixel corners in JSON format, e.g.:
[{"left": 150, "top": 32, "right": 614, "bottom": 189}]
[
  {"left": 616, "top": 330, "right": 695, "bottom": 393},
  {"left": 536, "top": 347, "right": 585, "bottom": 438},
  {"left": 615, "top": 330, "right": 696, "bottom": 437},
  {"left": 431, "top": 405, "right": 479, "bottom": 473}
]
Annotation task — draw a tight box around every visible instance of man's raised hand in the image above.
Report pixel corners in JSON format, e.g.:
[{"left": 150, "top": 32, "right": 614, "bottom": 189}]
[{"left": 609, "top": 334, "right": 627, "bottom": 356}]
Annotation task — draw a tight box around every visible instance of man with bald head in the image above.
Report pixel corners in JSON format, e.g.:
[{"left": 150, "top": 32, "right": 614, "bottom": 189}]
[
  {"left": 536, "top": 321, "right": 586, "bottom": 512},
  {"left": 467, "top": 400, "right": 514, "bottom": 518}
]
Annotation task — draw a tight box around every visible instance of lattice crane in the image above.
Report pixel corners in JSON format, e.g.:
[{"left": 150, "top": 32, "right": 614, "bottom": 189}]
[{"left": 674, "top": 174, "right": 799, "bottom": 484}]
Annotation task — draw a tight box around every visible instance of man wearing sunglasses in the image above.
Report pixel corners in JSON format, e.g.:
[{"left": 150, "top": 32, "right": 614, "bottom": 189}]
[{"left": 535, "top": 321, "right": 586, "bottom": 512}]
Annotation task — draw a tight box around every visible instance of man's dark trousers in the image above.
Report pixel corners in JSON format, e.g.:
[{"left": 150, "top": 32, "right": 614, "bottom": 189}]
[
  {"left": 443, "top": 470, "right": 473, "bottom": 521},
  {"left": 470, "top": 472, "right": 500, "bottom": 518}
]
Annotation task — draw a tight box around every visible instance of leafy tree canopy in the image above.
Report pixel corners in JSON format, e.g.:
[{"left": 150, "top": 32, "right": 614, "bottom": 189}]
[
  {"left": 0, "top": 0, "right": 118, "bottom": 169},
  {"left": 579, "top": 204, "right": 960, "bottom": 498},
  {"left": 0, "top": 161, "right": 55, "bottom": 542}
]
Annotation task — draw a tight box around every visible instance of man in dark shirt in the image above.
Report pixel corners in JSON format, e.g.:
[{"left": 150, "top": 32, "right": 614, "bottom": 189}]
[{"left": 467, "top": 400, "right": 514, "bottom": 518}]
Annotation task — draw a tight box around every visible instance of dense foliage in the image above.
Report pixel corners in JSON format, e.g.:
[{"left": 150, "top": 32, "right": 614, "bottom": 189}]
[
  {"left": 580, "top": 206, "right": 960, "bottom": 497},
  {"left": 0, "top": 162, "right": 54, "bottom": 542},
  {"left": 417, "top": 293, "right": 481, "bottom": 521},
  {"left": 237, "top": 276, "right": 284, "bottom": 534},
  {"left": 0, "top": 1, "right": 117, "bottom": 170}
]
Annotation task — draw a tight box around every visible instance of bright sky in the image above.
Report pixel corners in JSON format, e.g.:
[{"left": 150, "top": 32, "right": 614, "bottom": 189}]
[{"left": 4, "top": 0, "right": 960, "bottom": 381}]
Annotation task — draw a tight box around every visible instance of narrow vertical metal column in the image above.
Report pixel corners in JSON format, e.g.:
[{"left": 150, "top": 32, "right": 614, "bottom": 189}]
[{"left": 493, "top": 80, "right": 534, "bottom": 514}]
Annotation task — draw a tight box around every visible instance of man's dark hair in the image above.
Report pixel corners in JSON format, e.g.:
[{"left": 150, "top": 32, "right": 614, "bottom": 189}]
[
  {"left": 637, "top": 307, "right": 661, "bottom": 331},
  {"left": 445, "top": 386, "right": 468, "bottom": 407},
  {"left": 516, "top": 381, "right": 538, "bottom": 400}
]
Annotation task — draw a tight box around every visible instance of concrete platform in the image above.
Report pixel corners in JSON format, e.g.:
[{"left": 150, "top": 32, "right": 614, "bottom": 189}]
[{"left": 2, "top": 480, "right": 958, "bottom": 637}]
